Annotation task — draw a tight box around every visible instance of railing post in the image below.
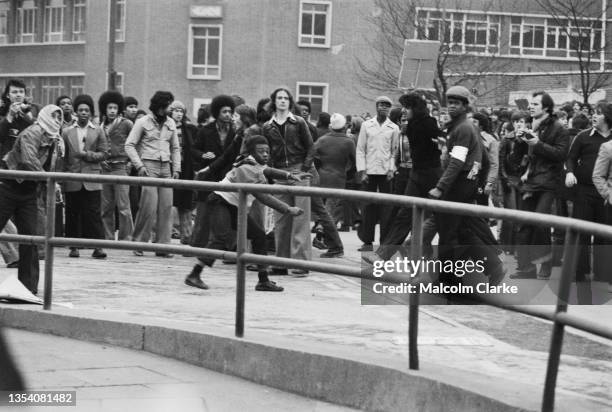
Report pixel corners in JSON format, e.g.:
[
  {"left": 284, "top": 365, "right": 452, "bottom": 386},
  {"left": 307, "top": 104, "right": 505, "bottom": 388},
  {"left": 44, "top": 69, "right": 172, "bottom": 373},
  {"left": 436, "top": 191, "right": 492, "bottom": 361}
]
[
  {"left": 408, "top": 206, "right": 424, "bottom": 370},
  {"left": 235, "top": 189, "right": 248, "bottom": 338},
  {"left": 43, "top": 178, "right": 57, "bottom": 310},
  {"left": 542, "top": 228, "right": 579, "bottom": 412}
]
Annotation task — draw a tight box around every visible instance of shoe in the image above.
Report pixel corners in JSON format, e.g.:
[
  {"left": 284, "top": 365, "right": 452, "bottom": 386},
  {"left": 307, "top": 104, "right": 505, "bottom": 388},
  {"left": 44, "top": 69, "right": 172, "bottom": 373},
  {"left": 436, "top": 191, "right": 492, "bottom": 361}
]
[
  {"left": 488, "top": 265, "right": 507, "bottom": 286},
  {"left": 69, "top": 248, "right": 80, "bottom": 258},
  {"left": 358, "top": 243, "right": 373, "bottom": 252},
  {"left": 6, "top": 261, "right": 18, "bottom": 269},
  {"left": 270, "top": 268, "right": 289, "bottom": 276},
  {"left": 255, "top": 280, "right": 284, "bottom": 292},
  {"left": 133, "top": 250, "right": 144, "bottom": 257},
  {"left": 155, "top": 252, "right": 174, "bottom": 258},
  {"left": 361, "top": 253, "right": 381, "bottom": 265},
  {"left": 312, "top": 237, "right": 328, "bottom": 250},
  {"left": 185, "top": 275, "right": 209, "bottom": 289},
  {"left": 537, "top": 263, "right": 552, "bottom": 280},
  {"left": 92, "top": 248, "right": 107, "bottom": 259},
  {"left": 311, "top": 223, "right": 323, "bottom": 234},
  {"left": 320, "top": 249, "right": 344, "bottom": 258},
  {"left": 509, "top": 266, "right": 537, "bottom": 279},
  {"left": 290, "top": 269, "right": 309, "bottom": 277}
]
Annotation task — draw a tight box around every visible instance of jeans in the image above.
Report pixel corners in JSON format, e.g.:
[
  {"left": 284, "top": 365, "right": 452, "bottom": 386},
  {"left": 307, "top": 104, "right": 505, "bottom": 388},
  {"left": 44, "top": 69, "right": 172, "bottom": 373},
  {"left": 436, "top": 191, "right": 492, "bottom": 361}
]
[
  {"left": 515, "top": 191, "right": 555, "bottom": 270},
  {"left": 101, "top": 162, "right": 134, "bottom": 240},
  {"left": 311, "top": 195, "right": 343, "bottom": 251},
  {"left": 274, "top": 175, "right": 312, "bottom": 261},
  {"left": 191, "top": 200, "right": 210, "bottom": 248},
  {"left": 377, "top": 167, "right": 441, "bottom": 260},
  {"left": 198, "top": 194, "right": 266, "bottom": 269},
  {"left": 0, "top": 182, "right": 39, "bottom": 294},
  {"left": 0, "top": 220, "right": 18, "bottom": 265},
  {"left": 361, "top": 174, "right": 392, "bottom": 244},
  {"left": 132, "top": 160, "right": 173, "bottom": 245},
  {"left": 65, "top": 188, "right": 105, "bottom": 241}
]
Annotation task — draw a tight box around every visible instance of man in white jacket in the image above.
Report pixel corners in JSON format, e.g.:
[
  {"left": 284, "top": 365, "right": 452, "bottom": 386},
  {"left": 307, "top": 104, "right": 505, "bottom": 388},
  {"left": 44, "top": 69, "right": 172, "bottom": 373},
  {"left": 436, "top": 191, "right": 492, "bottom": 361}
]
[{"left": 356, "top": 96, "right": 399, "bottom": 252}]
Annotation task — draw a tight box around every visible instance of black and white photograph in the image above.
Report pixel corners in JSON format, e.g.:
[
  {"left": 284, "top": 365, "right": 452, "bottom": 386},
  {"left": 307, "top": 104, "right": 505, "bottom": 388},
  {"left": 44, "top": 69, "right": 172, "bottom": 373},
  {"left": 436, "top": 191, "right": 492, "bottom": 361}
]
[{"left": 0, "top": 1, "right": 611, "bottom": 411}]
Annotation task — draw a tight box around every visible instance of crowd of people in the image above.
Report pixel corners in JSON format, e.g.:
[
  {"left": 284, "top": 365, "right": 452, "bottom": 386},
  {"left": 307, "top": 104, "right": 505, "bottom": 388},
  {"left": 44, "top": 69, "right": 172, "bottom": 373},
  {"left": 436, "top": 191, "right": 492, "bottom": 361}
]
[{"left": 1, "top": 77, "right": 612, "bottom": 298}]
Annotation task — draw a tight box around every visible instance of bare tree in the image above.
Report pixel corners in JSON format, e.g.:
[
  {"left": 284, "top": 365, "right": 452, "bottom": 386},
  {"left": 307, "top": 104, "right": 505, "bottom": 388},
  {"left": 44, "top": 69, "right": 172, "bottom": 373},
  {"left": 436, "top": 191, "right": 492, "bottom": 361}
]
[
  {"left": 357, "top": 0, "right": 509, "bottom": 104},
  {"left": 533, "top": 0, "right": 611, "bottom": 104}
]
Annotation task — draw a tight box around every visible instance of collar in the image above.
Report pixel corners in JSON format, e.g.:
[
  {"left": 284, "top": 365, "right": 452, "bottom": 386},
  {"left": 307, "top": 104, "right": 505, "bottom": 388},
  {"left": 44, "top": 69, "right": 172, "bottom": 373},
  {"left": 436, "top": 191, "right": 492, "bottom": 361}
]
[
  {"left": 145, "top": 114, "right": 176, "bottom": 131},
  {"left": 591, "top": 127, "right": 612, "bottom": 138},
  {"left": 267, "top": 111, "right": 296, "bottom": 125},
  {"left": 76, "top": 121, "right": 96, "bottom": 129}
]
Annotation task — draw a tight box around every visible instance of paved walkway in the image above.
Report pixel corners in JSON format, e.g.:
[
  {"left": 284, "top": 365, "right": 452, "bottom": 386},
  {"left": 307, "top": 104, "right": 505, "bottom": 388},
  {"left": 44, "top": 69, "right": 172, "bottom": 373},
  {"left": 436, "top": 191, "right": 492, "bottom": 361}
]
[
  {"left": 0, "top": 328, "right": 355, "bottom": 412},
  {"left": 1, "top": 230, "right": 611, "bottom": 410}
]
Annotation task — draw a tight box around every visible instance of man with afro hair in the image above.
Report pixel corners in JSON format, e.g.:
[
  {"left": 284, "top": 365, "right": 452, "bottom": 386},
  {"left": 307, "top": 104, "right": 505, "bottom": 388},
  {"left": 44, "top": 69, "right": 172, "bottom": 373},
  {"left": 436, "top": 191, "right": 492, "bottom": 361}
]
[
  {"left": 125, "top": 91, "right": 180, "bottom": 256},
  {"left": 98, "top": 90, "right": 134, "bottom": 241},
  {"left": 191, "top": 94, "right": 236, "bottom": 248}
]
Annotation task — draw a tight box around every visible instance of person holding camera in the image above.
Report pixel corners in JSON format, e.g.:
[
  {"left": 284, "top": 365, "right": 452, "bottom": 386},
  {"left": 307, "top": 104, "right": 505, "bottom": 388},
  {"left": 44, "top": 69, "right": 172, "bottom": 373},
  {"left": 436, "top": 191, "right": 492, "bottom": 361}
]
[{"left": 510, "top": 92, "right": 569, "bottom": 280}]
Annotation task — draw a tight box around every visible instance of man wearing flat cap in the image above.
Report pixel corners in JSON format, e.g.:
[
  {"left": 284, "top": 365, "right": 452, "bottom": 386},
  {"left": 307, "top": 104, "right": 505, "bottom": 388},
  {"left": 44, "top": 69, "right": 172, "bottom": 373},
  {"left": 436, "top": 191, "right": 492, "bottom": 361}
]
[{"left": 356, "top": 96, "right": 399, "bottom": 251}]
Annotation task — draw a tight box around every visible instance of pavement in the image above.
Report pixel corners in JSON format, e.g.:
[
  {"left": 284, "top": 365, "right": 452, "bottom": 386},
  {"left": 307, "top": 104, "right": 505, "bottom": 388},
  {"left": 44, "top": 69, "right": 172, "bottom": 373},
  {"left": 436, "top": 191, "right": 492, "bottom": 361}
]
[
  {"left": 0, "top": 229, "right": 611, "bottom": 411},
  {"left": 0, "top": 328, "right": 356, "bottom": 412}
]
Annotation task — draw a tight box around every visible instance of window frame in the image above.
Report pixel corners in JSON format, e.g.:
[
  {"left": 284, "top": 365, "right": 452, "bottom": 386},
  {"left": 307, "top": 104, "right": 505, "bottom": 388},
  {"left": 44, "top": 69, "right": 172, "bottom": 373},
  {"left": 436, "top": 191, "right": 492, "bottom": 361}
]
[
  {"left": 16, "top": 0, "right": 38, "bottom": 44},
  {"left": 107, "top": 0, "right": 126, "bottom": 43},
  {"left": 187, "top": 23, "right": 223, "bottom": 80},
  {"left": 0, "top": 0, "right": 9, "bottom": 45},
  {"left": 43, "top": 0, "right": 66, "bottom": 43},
  {"left": 295, "top": 81, "right": 329, "bottom": 121},
  {"left": 72, "top": 0, "right": 86, "bottom": 42},
  {"left": 298, "top": 0, "right": 332, "bottom": 49}
]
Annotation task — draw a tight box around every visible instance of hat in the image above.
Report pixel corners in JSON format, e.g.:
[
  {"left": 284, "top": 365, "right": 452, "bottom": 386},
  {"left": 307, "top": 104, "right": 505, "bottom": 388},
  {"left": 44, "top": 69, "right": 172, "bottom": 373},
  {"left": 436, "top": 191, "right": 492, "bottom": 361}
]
[
  {"left": 330, "top": 113, "right": 346, "bottom": 130},
  {"left": 169, "top": 100, "right": 186, "bottom": 112},
  {"left": 446, "top": 86, "right": 473, "bottom": 104},
  {"left": 375, "top": 96, "right": 393, "bottom": 106},
  {"left": 124, "top": 96, "right": 138, "bottom": 107}
]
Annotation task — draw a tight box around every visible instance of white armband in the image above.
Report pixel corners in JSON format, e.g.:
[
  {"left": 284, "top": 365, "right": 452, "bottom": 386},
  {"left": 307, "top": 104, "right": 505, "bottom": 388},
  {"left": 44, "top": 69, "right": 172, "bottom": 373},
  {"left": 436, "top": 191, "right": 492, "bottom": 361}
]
[{"left": 450, "top": 146, "right": 468, "bottom": 162}]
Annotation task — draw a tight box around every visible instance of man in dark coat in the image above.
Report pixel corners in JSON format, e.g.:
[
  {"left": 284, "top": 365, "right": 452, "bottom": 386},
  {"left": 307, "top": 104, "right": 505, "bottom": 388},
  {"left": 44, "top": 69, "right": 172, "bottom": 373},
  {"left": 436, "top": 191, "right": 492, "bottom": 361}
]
[
  {"left": 190, "top": 95, "right": 236, "bottom": 248},
  {"left": 511, "top": 91, "right": 569, "bottom": 279}
]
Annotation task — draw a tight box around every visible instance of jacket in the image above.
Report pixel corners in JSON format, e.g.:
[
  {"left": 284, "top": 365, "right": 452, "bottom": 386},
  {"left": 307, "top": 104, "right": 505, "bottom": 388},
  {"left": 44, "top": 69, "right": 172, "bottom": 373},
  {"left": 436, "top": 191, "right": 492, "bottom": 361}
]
[
  {"left": 314, "top": 131, "right": 356, "bottom": 188},
  {"left": 62, "top": 122, "right": 109, "bottom": 192},
  {"left": 103, "top": 117, "right": 133, "bottom": 163},
  {"left": 356, "top": 117, "right": 399, "bottom": 175},
  {"left": 262, "top": 113, "right": 314, "bottom": 172},
  {"left": 436, "top": 114, "right": 482, "bottom": 192},
  {"left": 0, "top": 115, "right": 33, "bottom": 160},
  {"left": 402, "top": 115, "right": 441, "bottom": 170},
  {"left": 125, "top": 114, "right": 181, "bottom": 173},
  {"left": 516, "top": 116, "right": 569, "bottom": 192},
  {"left": 566, "top": 128, "right": 612, "bottom": 186},
  {"left": 592, "top": 139, "right": 612, "bottom": 204},
  {"left": 192, "top": 121, "right": 236, "bottom": 201}
]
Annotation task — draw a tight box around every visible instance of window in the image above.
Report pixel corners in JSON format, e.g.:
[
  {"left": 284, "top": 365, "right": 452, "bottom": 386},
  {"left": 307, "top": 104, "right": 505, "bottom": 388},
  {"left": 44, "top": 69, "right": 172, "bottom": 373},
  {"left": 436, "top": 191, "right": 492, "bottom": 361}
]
[
  {"left": 296, "top": 82, "right": 328, "bottom": 121},
  {"left": 188, "top": 25, "right": 222, "bottom": 79},
  {"left": 416, "top": 10, "right": 499, "bottom": 54},
  {"left": 299, "top": 1, "right": 332, "bottom": 48},
  {"left": 17, "top": 0, "right": 38, "bottom": 44},
  {"left": 41, "top": 77, "right": 64, "bottom": 105},
  {"left": 72, "top": 0, "right": 86, "bottom": 41},
  {"left": 105, "top": 72, "right": 124, "bottom": 94},
  {"left": 0, "top": 1, "right": 8, "bottom": 44},
  {"left": 109, "top": 0, "right": 126, "bottom": 41},
  {"left": 68, "top": 76, "right": 84, "bottom": 97},
  {"left": 509, "top": 15, "right": 602, "bottom": 58},
  {"left": 44, "top": 0, "right": 65, "bottom": 43}
]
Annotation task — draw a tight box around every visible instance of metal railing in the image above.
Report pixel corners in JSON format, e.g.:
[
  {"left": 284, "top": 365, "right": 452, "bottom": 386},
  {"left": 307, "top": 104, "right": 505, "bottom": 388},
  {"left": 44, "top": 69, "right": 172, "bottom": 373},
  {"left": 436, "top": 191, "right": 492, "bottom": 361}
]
[{"left": 1, "top": 169, "right": 611, "bottom": 412}]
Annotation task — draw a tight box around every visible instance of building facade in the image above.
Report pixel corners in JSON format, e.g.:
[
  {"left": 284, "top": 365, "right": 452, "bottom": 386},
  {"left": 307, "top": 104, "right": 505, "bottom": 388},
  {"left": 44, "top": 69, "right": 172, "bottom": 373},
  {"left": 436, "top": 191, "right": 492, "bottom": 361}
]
[
  {"left": 2, "top": 0, "right": 611, "bottom": 114},
  {"left": 0, "top": 0, "right": 382, "bottom": 120}
]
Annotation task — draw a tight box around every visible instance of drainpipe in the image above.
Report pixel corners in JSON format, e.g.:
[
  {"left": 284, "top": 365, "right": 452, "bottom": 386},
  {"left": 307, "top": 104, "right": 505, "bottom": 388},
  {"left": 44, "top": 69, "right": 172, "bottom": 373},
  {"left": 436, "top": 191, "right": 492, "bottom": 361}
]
[{"left": 601, "top": 0, "right": 607, "bottom": 72}]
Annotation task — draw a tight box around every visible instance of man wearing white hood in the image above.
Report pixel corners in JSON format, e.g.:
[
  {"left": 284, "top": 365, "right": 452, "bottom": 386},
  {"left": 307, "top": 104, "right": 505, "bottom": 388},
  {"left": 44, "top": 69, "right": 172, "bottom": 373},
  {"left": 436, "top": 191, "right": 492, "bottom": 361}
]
[{"left": 0, "top": 104, "right": 63, "bottom": 295}]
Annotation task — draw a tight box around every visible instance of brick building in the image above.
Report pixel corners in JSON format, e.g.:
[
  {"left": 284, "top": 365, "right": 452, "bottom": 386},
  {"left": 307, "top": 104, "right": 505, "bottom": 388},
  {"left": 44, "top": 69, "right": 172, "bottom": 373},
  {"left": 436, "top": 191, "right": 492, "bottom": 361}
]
[
  {"left": 0, "top": 0, "right": 383, "bottom": 120},
  {"left": 1, "top": 0, "right": 611, "bottom": 115}
]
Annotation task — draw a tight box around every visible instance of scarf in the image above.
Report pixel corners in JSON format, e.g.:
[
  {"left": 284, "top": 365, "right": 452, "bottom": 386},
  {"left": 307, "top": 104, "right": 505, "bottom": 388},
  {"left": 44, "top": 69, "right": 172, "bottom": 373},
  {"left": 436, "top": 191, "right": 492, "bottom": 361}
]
[{"left": 36, "top": 105, "right": 62, "bottom": 138}]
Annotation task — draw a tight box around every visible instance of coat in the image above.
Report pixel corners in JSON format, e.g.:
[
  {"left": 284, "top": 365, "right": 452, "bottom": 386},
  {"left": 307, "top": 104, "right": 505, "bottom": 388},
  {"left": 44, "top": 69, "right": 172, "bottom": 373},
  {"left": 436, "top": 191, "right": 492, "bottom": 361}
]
[
  {"left": 192, "top": 121, "right": 236, "bottom": 201},
  {"left": 313, "top": 131, "right": 356, "bottom": 188},
  {"left": 262, "top": 113, "right": 314, "bottom": 172},
  {"left": 62, "top": 123, "right": 109, "bottom": 192},
  {"left": 593, "top": 139, "right": 612, "bottom": 204}
]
